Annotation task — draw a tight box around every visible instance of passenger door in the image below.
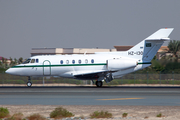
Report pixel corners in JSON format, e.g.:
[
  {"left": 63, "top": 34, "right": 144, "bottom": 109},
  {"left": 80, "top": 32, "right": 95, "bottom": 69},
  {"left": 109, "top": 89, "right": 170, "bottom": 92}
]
[{"left": 43, "top": 60, "right": 51, "bottom": 76}]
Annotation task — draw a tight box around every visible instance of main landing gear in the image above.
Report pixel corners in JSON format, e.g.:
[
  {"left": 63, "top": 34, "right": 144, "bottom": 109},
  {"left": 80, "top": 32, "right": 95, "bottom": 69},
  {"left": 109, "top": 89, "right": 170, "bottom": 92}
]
[
  {"left": 96, "top": 81, "right": 103, "bottom": 87},
  {"left": 27, "top": 76, "right": 32, "bottom": 87}
]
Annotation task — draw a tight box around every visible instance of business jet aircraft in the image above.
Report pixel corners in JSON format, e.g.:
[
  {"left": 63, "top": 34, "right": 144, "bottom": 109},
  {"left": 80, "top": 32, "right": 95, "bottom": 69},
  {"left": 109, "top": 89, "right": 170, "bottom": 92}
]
[{"left": 6, "top": 28, "right": 174, "bottom": 87}]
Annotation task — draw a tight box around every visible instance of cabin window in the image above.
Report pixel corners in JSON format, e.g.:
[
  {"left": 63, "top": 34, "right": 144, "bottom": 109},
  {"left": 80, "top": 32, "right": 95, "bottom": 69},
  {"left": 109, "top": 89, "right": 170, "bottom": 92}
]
[
  {"left": 60, "top": 60, "right": 63, "bottom": 64},
  {"left": 36, "top": 59, "right": 38, "bottom": 63},
  {"left": 66, "top": 60, "right": 69, "bottom": 64},
  {"left": 22, "top": 59, "right": 31, "bottom": 64},
  {"left": 78, "top": 60, "right": 81, "bottom": 64},
  {"left": 72, "top": 60, "right": 75, "bottom": 64},
  {"left": 31, "top": 59, "right": 35, "bottom": 63},
  {"left": 85, "top": 59, "right": 88, "bottom": 64},
  {"left": 91, "top": 59, "right": 94, "bottom": 63}
]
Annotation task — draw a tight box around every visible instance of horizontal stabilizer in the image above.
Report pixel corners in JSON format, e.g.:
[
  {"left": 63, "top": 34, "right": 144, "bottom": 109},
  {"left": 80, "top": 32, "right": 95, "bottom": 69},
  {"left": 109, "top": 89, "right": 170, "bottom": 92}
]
[
  {"left": 145, "top": 28, "right": 174, "bottom": 40},
  {"left": 145, "top": 37, "right": 170, "bottom": 41}
]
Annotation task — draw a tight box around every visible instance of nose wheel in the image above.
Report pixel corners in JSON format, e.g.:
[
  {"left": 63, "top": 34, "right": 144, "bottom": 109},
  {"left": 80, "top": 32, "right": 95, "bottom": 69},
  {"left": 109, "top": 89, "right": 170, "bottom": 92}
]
[
  {"left": 96, "top": 81, "right": 103, "bottom": 87},
  {"left": 27, "top": 82, "right": 32, "bottom": 87},
  {"left": 27, "top": 76, "right": 32, "bottom": 87}
]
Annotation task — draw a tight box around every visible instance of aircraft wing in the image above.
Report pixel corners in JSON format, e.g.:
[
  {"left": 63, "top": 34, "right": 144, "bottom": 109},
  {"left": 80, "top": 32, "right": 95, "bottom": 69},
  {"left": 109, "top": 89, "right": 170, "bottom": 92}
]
[{"left": 73, "top": 70, "right": 116, "bottom": 80}]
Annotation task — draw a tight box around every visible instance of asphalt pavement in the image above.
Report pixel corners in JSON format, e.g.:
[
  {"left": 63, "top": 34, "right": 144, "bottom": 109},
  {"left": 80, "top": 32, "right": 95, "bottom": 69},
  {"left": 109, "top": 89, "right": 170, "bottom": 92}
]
[{"left": 0, "top": 86, "right": 180, "bottom": 106}]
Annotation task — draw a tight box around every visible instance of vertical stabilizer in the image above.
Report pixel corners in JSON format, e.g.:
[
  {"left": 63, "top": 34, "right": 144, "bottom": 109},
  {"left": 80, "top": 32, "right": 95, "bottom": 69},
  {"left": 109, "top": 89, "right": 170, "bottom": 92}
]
[{"left": 127, "top": 28, "right": 174, "bottom": 61}]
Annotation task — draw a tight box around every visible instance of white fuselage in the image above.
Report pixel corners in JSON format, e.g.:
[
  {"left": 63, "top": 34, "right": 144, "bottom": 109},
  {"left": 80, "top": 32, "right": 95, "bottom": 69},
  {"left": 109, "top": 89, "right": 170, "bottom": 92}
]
[{"left": 6, "top": 53, "right": 150, "bottom": 79}]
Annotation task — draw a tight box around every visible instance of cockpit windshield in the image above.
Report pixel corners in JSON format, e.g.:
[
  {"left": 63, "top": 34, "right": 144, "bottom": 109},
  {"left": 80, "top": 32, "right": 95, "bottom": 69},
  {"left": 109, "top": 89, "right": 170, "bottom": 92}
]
[
  {"left": 22, "top": 58, "right": 39, "bottom": 64},
  {"left": 22, "top": 59, "right": 31, "bottom": 64}
]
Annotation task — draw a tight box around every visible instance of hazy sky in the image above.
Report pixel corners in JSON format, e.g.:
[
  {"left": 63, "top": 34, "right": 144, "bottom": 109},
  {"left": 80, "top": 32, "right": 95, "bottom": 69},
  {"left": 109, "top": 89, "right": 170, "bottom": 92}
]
[{"left": 0, "top": 0, "right": 180, "bottom": 59}]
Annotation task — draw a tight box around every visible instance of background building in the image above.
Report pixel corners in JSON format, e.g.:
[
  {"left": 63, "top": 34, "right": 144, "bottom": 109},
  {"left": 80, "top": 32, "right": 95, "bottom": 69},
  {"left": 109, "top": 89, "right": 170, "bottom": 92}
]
[
  {"left": 31, "top": 46, "right": 170, "bottom": 60},
  {"left": 31, "top": 48, "right": 117, "bottom": 56}
]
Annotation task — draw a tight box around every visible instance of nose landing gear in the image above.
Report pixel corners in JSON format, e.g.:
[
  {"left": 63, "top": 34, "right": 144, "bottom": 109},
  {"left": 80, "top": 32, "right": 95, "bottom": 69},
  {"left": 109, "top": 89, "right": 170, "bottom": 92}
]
[{"left": 27, "top": 76, "right": 32, "bottom": 87}]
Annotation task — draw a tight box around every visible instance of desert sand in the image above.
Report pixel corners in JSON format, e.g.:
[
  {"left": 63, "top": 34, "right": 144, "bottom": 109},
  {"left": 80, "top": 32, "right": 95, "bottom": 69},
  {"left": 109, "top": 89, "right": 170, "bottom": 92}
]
[{"left": 1, "top": 105, "right": 180, "bottom": 120}]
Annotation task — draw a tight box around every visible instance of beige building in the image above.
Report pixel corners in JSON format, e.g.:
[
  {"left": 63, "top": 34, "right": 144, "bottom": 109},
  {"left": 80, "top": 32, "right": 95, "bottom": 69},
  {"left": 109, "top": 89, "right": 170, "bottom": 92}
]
[
  {"left": 31, "top": 48, "right": 117, "bottom": 56},
  {"left": 31, "top": 46, "right": 170, "bottom": 60}
]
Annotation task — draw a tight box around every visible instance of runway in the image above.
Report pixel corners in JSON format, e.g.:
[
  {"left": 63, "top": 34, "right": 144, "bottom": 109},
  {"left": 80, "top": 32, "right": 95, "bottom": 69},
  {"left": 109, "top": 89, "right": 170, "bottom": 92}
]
[{"left": 0, "top": 86, "right": 180, "bottom": 106}]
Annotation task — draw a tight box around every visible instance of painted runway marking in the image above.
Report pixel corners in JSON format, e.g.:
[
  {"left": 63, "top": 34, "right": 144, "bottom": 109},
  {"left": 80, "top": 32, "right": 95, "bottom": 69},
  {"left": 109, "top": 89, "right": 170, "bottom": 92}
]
[{"left": 97, "top": 98, "right": 145, "bottom": 101}]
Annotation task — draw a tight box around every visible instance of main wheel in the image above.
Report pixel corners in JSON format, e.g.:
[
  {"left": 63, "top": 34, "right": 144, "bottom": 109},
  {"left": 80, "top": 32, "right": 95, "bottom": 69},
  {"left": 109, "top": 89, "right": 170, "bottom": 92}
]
[
  {"left": 96, "top": 81, "right": 103, "bottom": 87},
  {"left": 27, "top": 82, "right": 32, "bottom": 87}
]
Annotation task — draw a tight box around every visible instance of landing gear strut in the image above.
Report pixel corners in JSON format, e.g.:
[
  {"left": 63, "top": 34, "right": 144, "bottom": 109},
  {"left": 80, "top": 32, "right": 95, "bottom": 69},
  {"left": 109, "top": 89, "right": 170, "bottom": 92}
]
[
  {"left": 27, "top": 76, "right": 32, "bottom": 87},
  {"left": 96, "top": 81, "right": 103, "bottom": 87}
]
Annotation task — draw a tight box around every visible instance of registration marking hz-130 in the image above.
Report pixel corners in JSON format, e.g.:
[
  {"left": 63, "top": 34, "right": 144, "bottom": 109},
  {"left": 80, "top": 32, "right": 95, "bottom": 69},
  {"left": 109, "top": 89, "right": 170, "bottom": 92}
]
[{"left": 128, "top": 51, "right": 143, "bottom": 55}]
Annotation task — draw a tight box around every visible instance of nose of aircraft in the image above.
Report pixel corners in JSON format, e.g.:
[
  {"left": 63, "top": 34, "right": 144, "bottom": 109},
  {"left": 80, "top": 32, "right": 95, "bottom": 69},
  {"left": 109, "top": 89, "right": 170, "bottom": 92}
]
[{"left": 5, "top": 68, "right": 15, "bottom": 75}]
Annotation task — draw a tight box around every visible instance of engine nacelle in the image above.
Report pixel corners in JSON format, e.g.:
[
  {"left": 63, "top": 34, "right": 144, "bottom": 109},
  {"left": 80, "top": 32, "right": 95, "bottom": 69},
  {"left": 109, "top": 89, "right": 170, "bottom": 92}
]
[{"left": 107, "top": 59, "right": 137, "bottom": 71}]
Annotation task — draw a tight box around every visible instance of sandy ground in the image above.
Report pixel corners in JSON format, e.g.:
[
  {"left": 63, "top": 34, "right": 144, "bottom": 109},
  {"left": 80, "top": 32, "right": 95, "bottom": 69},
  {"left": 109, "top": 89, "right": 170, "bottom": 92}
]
[{"left": 1, "top": 105, "right": 180, "bottom": 120}]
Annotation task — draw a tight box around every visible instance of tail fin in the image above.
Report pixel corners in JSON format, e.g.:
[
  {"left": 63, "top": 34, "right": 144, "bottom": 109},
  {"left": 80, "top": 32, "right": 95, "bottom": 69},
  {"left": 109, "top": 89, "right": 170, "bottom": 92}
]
[{"left": 127, "top": 28, "right": 174, "bottom": 61}]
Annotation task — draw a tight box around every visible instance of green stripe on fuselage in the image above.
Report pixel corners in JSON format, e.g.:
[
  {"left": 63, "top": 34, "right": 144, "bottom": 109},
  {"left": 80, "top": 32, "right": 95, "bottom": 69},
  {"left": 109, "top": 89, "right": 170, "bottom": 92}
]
[
  {"left": 11, "top": 62, "right": 151, "bottom": 68},
  {"left": 138, "top": 62, "right": 151, "bottom": 64},
  {"left": 11, "top": 63, "right": 107, "bottom": 68}
]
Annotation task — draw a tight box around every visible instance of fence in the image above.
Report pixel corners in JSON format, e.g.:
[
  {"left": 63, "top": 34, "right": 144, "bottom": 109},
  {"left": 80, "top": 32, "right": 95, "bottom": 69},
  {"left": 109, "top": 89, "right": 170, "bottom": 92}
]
[{"left": 0, "top": 73, "right": 180, "bottom": 86}]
